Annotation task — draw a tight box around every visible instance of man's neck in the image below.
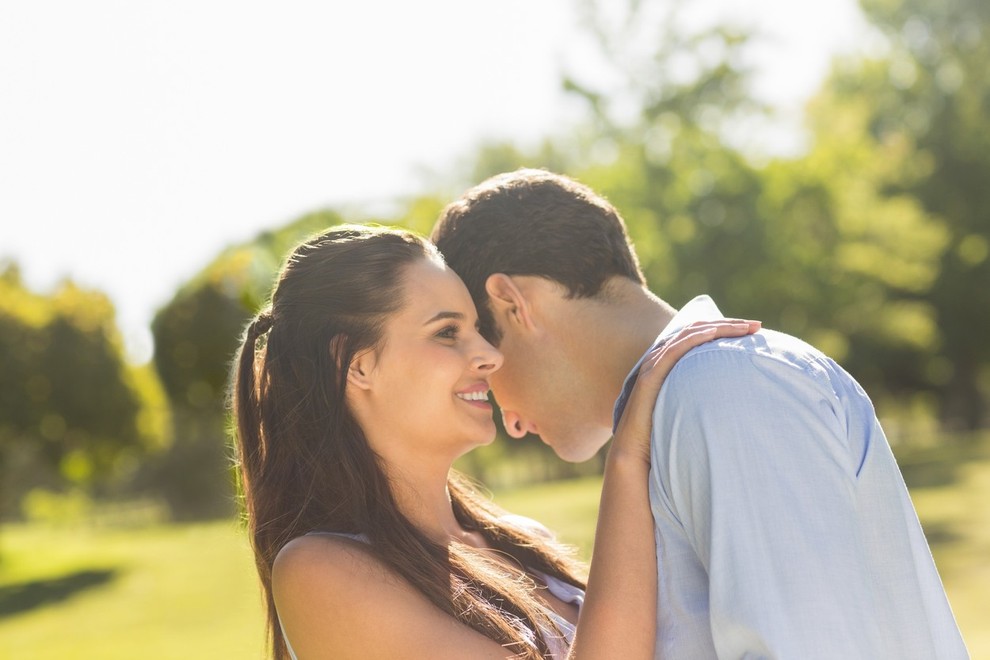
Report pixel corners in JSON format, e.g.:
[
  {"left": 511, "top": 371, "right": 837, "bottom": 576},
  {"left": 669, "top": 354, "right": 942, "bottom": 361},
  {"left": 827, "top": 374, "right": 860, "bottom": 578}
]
[{"left": 554, "top": 278, "right": 677, "bottom": 426}]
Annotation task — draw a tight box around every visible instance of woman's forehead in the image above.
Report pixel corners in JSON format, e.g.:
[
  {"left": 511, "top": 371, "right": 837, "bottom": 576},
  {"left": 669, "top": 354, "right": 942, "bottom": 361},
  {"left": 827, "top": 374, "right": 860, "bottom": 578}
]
[{"left": 398, "top": 259, "right": 476, "bottom": 323}]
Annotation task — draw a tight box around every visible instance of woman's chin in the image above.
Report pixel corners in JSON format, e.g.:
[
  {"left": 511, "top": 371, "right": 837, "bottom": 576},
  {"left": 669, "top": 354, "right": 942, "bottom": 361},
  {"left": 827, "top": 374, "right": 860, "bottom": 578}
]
[{"left": 455, "top": 426, "right": 497, "bottom": 458}]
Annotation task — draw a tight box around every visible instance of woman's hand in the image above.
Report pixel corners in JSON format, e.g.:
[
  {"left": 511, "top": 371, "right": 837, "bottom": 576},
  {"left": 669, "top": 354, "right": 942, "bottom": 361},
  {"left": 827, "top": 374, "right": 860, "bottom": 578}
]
[{"left": 611, "top": 319, "right": 762, "bottom": 466}]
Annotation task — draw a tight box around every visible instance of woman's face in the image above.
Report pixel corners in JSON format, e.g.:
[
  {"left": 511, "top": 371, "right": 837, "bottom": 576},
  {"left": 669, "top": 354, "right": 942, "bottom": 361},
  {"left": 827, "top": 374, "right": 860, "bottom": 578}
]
[{"left": 349, "top": 257, "right": 503, "bottom": 461}]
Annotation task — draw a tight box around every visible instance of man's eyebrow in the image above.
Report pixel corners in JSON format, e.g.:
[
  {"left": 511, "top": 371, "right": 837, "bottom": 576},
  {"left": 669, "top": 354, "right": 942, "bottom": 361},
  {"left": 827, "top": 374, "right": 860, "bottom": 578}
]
[{"left": 424, "top": 311, "right": 465, "bottom": 325}]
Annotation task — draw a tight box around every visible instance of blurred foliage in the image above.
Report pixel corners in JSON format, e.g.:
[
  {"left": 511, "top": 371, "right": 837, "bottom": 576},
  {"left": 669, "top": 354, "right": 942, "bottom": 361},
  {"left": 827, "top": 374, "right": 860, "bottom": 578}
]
[
  {"left": 0, "top": 264, "right": 167, "bottom": 518},
  {"left": 817, "top": 0, "right": 990, "bottom": 428},
  {"left": 144, "top": 209, "right": 348, "bottom": 518}
]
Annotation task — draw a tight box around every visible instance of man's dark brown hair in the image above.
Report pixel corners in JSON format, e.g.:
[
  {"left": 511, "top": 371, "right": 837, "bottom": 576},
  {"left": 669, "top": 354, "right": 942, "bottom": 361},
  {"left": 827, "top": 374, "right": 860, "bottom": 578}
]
[{"left": 431, "top": 168, "right": 646, "bottom": 343}]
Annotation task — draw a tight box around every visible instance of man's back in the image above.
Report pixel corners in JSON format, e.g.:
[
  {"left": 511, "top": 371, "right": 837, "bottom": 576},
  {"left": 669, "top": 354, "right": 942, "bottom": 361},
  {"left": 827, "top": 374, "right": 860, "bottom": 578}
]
[{"left": 636, "top": 296, "right": 967, "bottom": 659}]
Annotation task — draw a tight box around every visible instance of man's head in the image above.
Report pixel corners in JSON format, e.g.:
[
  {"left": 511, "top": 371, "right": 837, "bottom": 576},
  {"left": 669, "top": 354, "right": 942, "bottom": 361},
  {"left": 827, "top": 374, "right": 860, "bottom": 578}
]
[
  {"left": 432, "top": 168, "right": 645, "bottom": 343},
  {"left": 432, "top": 168, "right": 647, "bottom": 461}
]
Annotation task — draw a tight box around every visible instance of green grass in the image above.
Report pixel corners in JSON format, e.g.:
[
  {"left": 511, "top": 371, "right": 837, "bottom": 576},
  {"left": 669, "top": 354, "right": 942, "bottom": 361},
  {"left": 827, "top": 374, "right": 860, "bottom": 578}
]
[
  {"left": 898, "top": 433, "right": 990, "bottom": 656},
  {"left": 491, "top": 475, "right": 604, "bottom": 561},
  {"left": 0, "top": 521, "right": 267, "bottom": 659},
  {"left": 0, "top": 438, "right": 987, "bottom": 659}
]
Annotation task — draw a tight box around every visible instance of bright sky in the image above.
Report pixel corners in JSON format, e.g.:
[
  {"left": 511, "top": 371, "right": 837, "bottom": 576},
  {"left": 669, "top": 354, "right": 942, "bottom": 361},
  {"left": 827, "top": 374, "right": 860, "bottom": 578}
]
[{"left": 0, "top": 0, "right": 872, "bottom": 363}]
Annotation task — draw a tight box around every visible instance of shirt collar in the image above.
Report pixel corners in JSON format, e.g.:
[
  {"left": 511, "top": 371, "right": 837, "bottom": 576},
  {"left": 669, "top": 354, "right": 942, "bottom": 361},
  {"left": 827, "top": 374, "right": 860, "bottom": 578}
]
[{"left": 611, "top": 295, "right": 724, "bottom": 432}]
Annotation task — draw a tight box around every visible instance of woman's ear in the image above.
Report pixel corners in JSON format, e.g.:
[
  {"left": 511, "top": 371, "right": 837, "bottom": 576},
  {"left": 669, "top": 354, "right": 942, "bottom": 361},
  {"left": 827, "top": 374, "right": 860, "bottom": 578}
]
[
  {"left": 485, "top": 273, "right": 535, "bottom": 331},
  {"left": 330, "top": 335, "right": 375, "bottom": 391},
  {"left": 346, "top": 351, "right": 375, "bottom": 390}
]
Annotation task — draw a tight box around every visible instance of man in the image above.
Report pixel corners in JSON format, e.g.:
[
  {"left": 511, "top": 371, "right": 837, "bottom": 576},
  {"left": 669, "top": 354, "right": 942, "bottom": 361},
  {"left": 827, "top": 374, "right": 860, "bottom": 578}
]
[{"left": 432, "top": 169, "right": 968, "bottom": 658}]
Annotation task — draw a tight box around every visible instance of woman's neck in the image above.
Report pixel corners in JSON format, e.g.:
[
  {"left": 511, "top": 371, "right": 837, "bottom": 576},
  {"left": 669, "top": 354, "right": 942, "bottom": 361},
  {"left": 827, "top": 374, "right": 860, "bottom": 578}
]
[{"left": 385, "top": 459, "right": 483, "bottom": 548}]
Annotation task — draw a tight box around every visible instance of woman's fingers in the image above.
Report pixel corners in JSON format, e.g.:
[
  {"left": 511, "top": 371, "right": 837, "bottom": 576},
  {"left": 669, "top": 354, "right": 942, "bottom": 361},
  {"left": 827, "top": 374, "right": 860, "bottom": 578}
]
[
  {"left": 613, "top": 319, "right": 762, "bottom": 463},
  {"left": 637, "top": 320, "right": 761, "bottom": 390}
]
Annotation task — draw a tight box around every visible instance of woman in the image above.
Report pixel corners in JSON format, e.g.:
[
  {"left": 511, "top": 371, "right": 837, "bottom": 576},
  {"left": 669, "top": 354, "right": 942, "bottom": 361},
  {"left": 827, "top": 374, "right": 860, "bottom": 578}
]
[{"left": 231, "top": 224, "right": 757, "bottom": 659}]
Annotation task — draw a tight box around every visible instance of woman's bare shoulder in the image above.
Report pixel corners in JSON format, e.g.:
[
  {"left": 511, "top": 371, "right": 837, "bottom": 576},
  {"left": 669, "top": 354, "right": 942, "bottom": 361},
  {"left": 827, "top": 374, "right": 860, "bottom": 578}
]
[
  {"left": 271, "top": 534, "right": 511, "bottom": 659},
  {"left": 273, "top": 532, "right": 383, "bottom": 591},
  {"left": 272, "top": 534, "right": 391, "bottom": 637}
]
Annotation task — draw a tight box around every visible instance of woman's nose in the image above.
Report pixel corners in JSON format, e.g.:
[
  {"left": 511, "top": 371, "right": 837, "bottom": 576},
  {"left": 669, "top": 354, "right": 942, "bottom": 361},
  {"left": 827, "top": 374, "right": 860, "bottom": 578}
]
[{"left": 472, "top": 339, "right": 503, "bottom": 373}]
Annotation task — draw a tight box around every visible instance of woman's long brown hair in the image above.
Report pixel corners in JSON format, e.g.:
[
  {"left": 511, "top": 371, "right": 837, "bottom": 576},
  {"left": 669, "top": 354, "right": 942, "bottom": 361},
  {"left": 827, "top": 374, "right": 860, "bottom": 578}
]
[{"left": 230, "top": 225, "right": 586, "bottom": 659}]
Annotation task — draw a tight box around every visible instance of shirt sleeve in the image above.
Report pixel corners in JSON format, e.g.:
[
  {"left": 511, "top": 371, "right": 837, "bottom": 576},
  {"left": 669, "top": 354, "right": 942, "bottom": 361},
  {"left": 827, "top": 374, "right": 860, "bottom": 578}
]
[{"left": 649, "top": 341, "right": 886, "bottom": 657}]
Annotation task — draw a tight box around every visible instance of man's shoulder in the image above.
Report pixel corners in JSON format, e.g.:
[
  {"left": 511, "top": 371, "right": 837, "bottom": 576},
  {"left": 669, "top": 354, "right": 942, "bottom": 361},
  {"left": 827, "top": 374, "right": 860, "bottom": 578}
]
[
  {"left": 678, "top": 327, "right": 825, "bottom": 370},
  {"left": 664, "top": 327, "right": 848, "bottom": 399}
]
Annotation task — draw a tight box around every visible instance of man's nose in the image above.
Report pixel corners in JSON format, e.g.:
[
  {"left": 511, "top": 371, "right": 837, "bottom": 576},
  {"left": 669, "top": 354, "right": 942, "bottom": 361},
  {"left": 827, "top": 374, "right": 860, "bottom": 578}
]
[{"left": 501, "top": 409, "right": 529, "bottom": 439}]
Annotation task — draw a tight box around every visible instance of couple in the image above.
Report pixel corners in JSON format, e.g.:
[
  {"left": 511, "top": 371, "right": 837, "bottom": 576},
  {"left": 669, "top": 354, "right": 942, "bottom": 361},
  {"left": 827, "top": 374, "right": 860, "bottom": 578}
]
[{"left": 231, "top": 170, "right": 967, "bottom": 659}]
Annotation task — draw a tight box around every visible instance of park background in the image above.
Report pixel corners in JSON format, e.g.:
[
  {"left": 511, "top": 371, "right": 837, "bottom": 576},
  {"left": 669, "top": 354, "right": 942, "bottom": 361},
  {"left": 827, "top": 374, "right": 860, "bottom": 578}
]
[{"left": 1, "top": 0, "right": 988, "bottom": 657}]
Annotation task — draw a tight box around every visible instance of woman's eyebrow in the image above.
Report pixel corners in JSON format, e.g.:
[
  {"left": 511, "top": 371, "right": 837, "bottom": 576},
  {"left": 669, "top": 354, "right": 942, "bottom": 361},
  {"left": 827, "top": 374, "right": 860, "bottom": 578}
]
[{"left": 423, "top": 311, "right": 465, "bottom": 325}]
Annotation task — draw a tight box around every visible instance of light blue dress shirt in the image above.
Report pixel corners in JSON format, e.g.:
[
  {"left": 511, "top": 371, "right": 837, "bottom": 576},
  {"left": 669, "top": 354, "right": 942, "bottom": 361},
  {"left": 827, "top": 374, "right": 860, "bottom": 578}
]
[{"left": 614, "top": 296, "right": 968, "bottom": 659}]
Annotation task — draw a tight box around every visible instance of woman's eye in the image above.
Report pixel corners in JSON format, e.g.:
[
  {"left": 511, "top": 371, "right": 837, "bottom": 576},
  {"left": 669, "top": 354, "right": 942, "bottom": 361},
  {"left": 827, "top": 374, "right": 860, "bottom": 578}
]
[{"left": 436, "top": 325, "right": 458, "bottom": 340}]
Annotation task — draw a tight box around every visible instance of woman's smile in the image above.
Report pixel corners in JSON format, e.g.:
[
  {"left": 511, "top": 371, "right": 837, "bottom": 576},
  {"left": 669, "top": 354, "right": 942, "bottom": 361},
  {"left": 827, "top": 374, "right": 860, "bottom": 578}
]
[{"left": 456, "top": 384, "right": 493, "bottom": 410}]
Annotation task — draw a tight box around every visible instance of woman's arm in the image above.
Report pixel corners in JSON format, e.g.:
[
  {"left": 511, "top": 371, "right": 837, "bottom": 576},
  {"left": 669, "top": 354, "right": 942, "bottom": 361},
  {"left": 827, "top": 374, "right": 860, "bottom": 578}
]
[{"left": 568, "top": 319, "right": 760, "bottom": 660}]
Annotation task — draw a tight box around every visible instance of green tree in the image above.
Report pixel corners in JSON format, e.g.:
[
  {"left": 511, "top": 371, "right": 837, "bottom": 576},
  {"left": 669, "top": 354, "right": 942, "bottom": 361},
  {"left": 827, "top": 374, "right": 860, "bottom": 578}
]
[
  {"left": 821, "top": 0, "right": 990, "bottom": 427},
  {"left": 555, "top": 0, "right": 949, "bottom": 411},
  {"left": 767, "top": 51, "right": 954, "bottom": 400},
  {"left": 555, "top": 0, "right": 780, "bottom": 322},
  {"left": 768, "top": 0, "right": 990, "bottom": 426},
  {"left": 147, "top": 210, "right": 345, "bottom": 518},
  {"left": 0, "top": 264, "right": 165, "bottom": 516}
]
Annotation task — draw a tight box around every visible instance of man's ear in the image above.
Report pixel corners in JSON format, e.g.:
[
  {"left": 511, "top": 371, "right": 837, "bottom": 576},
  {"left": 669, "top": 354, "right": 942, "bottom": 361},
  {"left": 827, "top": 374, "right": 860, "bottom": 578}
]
[{"left": 485, "top": 273, "right": 536, "bottom": 331}]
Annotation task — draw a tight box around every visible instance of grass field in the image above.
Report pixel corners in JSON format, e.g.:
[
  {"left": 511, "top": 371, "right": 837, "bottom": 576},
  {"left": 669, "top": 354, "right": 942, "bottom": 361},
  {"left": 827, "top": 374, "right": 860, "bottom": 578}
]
[
  {"left": 0, "top": 520, "right": 267, "bottom": 658},
  {"left": 897, "top": 433, "right": 990, "bottom": 655},
  {"left": 1, "top": 435, "right": 987, "bottom": 659}
]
